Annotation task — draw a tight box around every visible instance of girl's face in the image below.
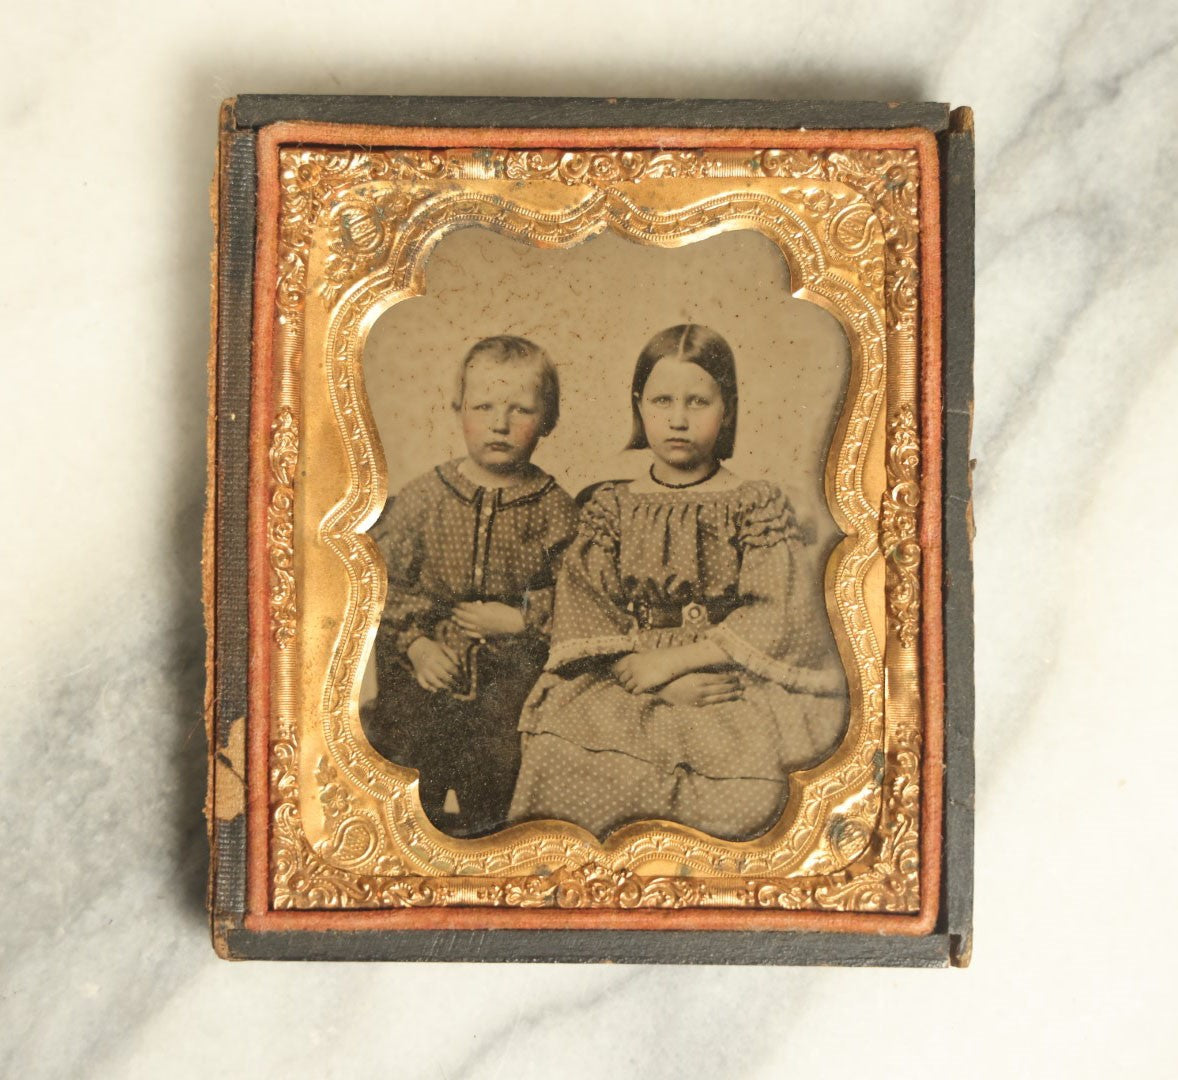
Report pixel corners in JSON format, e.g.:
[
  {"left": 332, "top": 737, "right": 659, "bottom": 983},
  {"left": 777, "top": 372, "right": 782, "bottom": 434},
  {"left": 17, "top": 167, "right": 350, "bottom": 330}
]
[
  {"left": 460, "top": 358, "right": 544, "bottom": 473},
  {"left": 638, "top": 357, "right": 727, "bottom": 471}
]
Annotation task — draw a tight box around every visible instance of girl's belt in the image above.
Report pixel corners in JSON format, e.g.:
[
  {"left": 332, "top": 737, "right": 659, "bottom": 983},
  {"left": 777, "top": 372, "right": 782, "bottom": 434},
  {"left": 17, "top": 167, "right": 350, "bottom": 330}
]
[{"left": 631, "top": 599, "right": 737, "bottom": 630}]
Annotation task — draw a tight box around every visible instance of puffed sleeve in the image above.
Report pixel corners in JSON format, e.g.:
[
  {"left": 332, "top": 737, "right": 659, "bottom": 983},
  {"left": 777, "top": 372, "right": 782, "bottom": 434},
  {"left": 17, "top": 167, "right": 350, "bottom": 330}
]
[
  {"left": 521, "top": 484, "right": 580, "bottom": 639},
  {"left": 543, "top": 485, "right": 638, "bottom": 669},
  {"left": 707, "top": 484, "right": 846, "bottom": 697},
  {"left": 373, "top": 486, "right": 439, "bottom": 658}
]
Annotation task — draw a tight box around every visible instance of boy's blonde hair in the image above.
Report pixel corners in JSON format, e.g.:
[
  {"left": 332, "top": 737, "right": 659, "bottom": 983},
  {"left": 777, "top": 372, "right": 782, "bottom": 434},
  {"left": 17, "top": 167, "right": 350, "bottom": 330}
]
[{"left": 453, "top": 335, "right": 561, "bottom": 436}]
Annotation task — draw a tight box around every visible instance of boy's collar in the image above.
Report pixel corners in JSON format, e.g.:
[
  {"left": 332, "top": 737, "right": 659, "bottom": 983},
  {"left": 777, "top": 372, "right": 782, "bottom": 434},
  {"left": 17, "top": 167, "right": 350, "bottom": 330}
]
[{"left": 435, "top": 458, "right": 554, "bottom": 506}]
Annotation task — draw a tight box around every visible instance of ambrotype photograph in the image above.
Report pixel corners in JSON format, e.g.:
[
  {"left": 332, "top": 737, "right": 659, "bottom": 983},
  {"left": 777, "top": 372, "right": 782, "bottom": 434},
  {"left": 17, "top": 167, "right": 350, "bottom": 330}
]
[
  {"left": 213, "top": 113, "right": 958, "bottom": 957},
  {"left": 358, "top": 226, "right": 851, "bottom": 843}
]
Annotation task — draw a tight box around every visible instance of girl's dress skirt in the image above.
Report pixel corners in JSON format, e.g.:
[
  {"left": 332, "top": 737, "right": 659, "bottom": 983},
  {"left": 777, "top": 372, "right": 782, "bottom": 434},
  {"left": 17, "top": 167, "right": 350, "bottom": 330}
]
[{"left": 509, "top": 624, "right": 846, "bottom": 841}]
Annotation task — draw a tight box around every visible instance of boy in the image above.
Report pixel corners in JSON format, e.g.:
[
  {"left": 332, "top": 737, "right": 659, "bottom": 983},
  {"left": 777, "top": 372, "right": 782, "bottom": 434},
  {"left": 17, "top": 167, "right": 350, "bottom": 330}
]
[{"left": 363, "top": 336, "right": 578, "bottom": 837}]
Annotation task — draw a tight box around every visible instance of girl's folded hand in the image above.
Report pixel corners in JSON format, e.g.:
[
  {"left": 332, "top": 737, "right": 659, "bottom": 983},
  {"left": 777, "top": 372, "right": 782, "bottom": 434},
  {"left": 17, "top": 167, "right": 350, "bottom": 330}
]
[
  {"left": 656, "top": 672, "right": 742, "bottom": 707},
  {"left": 612, "top": 650, "right": 680, "bottom": 694}
]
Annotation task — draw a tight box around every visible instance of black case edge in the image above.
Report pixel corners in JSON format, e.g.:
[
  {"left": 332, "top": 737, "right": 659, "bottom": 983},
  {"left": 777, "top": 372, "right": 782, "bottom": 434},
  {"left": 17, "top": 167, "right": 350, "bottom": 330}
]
[{"left": 208, "top": 96, "right": 974, "bottom": 966}]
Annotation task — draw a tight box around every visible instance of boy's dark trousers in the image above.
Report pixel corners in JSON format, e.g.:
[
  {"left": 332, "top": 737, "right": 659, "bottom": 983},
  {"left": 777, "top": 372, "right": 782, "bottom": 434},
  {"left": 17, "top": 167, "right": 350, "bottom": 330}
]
[{"left": 360, "top": 635, "right": 545, "bottom": 837}]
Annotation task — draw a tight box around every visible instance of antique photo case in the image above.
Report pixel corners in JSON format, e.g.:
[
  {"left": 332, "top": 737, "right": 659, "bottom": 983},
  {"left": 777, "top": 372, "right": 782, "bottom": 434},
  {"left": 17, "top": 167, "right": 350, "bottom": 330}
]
[{"left": 206, "top": 96, "right": 975, "bottom": 965}]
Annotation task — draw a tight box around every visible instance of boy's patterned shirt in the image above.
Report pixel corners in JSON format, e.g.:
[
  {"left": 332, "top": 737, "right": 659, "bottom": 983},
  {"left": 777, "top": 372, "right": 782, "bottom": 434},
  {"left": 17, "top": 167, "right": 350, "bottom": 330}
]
[{"left": 371, "top": 459, "right": 578, "bottom": 655}]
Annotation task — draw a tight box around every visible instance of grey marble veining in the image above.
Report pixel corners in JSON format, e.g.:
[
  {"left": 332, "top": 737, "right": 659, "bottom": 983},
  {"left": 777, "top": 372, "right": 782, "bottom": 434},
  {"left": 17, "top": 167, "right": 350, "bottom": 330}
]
[{"left": 3, "top": 0, "right": 1177, "bottom": 1076}]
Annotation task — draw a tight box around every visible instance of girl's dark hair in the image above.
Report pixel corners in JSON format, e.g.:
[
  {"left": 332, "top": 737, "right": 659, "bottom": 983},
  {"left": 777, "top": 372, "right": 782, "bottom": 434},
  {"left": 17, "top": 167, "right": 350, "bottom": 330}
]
[
  {"left": 453, "top": 335, "right": 560, "bottom": 436},
  {"left": 627, "top": 324, "right": 738, "bottom": 459}
]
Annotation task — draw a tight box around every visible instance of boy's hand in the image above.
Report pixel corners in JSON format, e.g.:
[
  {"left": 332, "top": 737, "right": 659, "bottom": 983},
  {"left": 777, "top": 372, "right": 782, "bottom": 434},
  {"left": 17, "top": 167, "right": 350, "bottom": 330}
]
[
  {"left": 407, "top": 637, "right": 461, "bottom": 692},
  {"left": 612, "top": 650, "right": 681, "bottom": 694},
  {"left": 656, "top": 672, "right": 742, "bottom": 707},
  {"left": 452, "top": 601, "right": 526, "bottom": 639}
]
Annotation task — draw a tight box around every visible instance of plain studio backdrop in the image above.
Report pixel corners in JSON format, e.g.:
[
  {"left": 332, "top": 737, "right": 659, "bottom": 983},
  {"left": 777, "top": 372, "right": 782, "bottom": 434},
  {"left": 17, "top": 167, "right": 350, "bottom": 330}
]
[
  {"left": 2, "top": 1, "right": 1176, "bottom": 1078},
  {"left": 366, "top": 227, "right": 847, "bottom": 543}
]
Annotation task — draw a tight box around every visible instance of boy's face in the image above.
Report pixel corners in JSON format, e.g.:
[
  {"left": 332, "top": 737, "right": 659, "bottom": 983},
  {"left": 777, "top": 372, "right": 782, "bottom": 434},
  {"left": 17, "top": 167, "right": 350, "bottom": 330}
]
[{"left": 460, "top": 358, "right": 545, "bottom": 473}]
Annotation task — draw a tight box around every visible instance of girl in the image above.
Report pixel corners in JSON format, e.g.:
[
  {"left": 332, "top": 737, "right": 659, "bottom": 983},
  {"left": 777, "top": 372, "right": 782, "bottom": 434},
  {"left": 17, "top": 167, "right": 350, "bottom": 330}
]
[
  {"left": 508, "top": 325, "right": 847, "bottom": 841},
  {"left": 363, "top": 335, "right": 578, "bottom": 838}
]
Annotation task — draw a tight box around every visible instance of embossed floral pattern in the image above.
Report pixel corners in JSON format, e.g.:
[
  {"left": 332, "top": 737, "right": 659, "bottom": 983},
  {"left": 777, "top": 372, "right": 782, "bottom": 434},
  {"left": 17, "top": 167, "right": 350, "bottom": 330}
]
[{"left": 267, "top": 145, "right": 926, "bottom": 913}]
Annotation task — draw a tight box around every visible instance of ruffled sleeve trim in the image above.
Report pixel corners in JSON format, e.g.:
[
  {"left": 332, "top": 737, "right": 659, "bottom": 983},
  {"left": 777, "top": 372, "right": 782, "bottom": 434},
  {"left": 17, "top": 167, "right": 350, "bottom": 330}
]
[
  {"left": 708, "top": 623, "right": 846, "bottom": 697},
  {"left": 736, "top": 482, "right": 804, "bottom": 550},
  {"left": 545, "top": 633, "right": 638, "bottom": 671},
  {"left": 576, "top": 483, "right": 623, "bottom": 551}
]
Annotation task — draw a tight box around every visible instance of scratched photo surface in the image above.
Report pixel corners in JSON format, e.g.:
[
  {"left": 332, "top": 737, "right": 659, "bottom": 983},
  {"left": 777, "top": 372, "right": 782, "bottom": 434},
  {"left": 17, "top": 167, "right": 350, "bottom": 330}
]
[{"left": 359, "top": 226, "right": 851, "bottom": 842}]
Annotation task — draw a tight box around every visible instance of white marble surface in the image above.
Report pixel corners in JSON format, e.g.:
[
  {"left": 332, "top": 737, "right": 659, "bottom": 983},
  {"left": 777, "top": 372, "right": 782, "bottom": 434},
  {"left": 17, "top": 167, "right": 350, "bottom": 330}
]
[{"left": 3, "top": 1, "right": 1177, "bottom": 1076}]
